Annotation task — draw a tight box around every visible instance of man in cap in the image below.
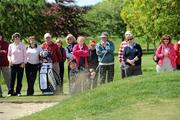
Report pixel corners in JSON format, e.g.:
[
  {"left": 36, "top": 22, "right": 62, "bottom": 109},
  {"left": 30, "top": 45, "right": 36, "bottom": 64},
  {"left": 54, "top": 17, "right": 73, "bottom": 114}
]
[
  {"left": 41, "top": 33, "right": 63, "bottom": 94},
  {"left": 96, "top": 32, "right": 115, "bottom": 84}
]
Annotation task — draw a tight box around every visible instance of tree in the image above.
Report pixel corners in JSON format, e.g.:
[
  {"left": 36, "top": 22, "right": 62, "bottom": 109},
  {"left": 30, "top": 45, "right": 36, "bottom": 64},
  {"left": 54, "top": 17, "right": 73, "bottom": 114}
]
[
  {"left": 44, "top": 3, "right": 86, "bottom": 38},
  {"left": 0, "top": 0, "right": 47, "bottom": 41},
  {"left": 121, "top": 0, "right": 180, "bottom": 50},
  {"left": 83, "top": 0, "right": 126, "bottom": 37}
]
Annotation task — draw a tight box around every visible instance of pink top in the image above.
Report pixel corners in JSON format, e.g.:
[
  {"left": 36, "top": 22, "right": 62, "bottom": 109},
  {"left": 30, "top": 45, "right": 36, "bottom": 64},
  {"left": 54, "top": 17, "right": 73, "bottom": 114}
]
[
  {"left": 73, "top": 44, "right": 89, "bottom": 67},
  {"left": 8, "top": 42, "right": 27, "bottom": 64},
  {"left": 156, "top": 43, "right": 176, "bottom": 68}
]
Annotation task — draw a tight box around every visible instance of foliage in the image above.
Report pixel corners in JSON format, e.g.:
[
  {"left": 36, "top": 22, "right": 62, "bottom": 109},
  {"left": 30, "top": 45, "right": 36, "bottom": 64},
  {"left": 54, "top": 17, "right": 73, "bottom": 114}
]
[
  {"left": 121, "top": 0, "right": 180, "bottom": 48},
  {"left": 44, "top": 3, "right": 87, "bottom": 38},
  {"left": 83, "top": 0, "right": 126, "bottom": 37},
  {"left": 0, "top": 0, "right": 47, "bottom": 41}
]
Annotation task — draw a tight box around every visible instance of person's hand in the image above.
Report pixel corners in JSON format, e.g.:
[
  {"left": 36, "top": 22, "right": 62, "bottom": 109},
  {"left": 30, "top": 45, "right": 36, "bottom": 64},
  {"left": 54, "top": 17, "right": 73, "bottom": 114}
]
[
  {"left": 127, "top": 59, "right": 135, "bottom": 66},
  {"left": 43, "top": 59, "right": 48, "bottom": 63},
  {"left": 105, "top": 46, "right": 110, "bottom": 50}
]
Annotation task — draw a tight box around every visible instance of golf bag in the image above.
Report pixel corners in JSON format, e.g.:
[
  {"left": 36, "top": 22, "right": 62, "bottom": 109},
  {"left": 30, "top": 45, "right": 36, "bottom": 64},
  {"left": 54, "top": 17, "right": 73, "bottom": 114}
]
[{"left": 39, "top": 49, "right": 59, "bottom": 95}]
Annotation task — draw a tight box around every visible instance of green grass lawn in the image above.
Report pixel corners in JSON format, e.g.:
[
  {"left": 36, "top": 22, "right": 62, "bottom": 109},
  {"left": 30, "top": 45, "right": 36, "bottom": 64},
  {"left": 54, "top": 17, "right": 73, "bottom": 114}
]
[
  {"left": 1, "top": 54, "right": 179, "bottom": 120},
  {"left": 21, "top": 71, "right": 180, "bottom": 120}
]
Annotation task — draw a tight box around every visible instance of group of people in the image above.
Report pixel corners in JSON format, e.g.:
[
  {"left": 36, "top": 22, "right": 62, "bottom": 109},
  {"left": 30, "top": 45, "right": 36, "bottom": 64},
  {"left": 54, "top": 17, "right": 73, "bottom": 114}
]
[
  {"left": 0, "top": 31, "right": 115, "bottom": 97},
  {"left": 118, "top": 31, "right": 180, "bottom": 79},
  {"left": 0, "top": 30, "right": 179, "bottom": 97}
]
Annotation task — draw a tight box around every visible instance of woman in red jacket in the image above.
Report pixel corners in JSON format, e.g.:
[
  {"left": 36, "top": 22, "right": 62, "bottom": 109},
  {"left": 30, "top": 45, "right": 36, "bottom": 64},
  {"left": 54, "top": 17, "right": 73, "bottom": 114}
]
[
  {"left": 174, "top": 40, "right": 180, "bottom": 70},
  {"left": 73, "top": 36, "right": 89, "bottom": 69},
  {"left": 155, "top": 35, "right": 176, "bottom": 72}
]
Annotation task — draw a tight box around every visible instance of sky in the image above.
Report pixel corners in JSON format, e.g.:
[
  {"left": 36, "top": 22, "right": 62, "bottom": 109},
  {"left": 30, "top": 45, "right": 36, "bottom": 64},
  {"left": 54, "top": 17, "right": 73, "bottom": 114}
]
[{"left": 47, "top": 0, "right": 103, "bottom": 6}]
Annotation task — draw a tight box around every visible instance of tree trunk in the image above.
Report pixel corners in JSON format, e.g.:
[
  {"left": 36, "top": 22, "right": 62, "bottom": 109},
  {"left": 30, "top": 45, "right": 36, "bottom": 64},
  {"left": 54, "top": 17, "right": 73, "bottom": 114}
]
[{"left": 146, "top": 36, "right": 150, "bottom": 53}]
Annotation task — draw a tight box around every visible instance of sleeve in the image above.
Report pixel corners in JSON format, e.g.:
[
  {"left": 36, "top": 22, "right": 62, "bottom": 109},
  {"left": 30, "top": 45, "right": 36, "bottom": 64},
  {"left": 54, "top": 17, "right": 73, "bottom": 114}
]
[
  {"left": 56, "top": 45, "right": 62, "bottom": 61},
  {"left": 136, "top": 44, "right": 142, "bottom": 59},
  {"left": 63, "top": 48, "right": 67, "bottom": 61},
  {"left": 156, "top": 45, "right": 164, "bottom": 59},
  {"left": 95, "top": 44, "right": 107, "bottom": 57},
  {"left": 7, "top": 44, "right": 12, "bottom": 63},
  {"left": 0, "top": 43, "right": 8, "bottom": 57},
  {"left": 123, "top": 47, "right": 128, "bottom": 63},
  {"left": 118, "top": 44, "right": 123, "bottom": 63},
  {"left": 23, "top": 44, "right": 27, "bottom": 63}
]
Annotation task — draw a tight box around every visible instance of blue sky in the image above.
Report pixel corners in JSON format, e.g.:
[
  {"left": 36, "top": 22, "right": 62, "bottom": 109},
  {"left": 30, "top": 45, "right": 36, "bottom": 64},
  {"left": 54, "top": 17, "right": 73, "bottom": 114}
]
[
  {"left": 75, "top": 0, "right": 103, "bottom": 6},
  {"left": 47, "top": 0, "right": 103, "bottom": 6}
]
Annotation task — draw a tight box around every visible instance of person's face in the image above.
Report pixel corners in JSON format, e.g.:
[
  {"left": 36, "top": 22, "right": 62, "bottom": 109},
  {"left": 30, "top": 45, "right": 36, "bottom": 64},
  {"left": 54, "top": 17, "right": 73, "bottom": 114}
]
[
  {"left": 163, "top": 38, "right": 169, "bottom": 45},
  {"left": 0, "top": 35, "right": 2, "bottom": 41},
  {"left": 29, "top": 38, "right": 36, "bottom": 45},
  {"left": 89, "top": 45, "right": 95, "bottom": 50},
  {"left": 78, "top": 39, "right": 84, "bottom": 46},
  {"left": 126, "top": 37, "right": 134, "bottom": 45},
  {"left": 67, "top": 37, "right": 73, "bottom": 44},
  {"left": 56, "top": 42, "right": 62, "bottom": 47},
  {"left": 14, "top": 36, "right": 20, "bottom": 43},
  {"left": 45, "top": 37, "right": 52, "bottom": 45},
  {"left": 101, "top": 37, "right": 107, "bottom": 43}
]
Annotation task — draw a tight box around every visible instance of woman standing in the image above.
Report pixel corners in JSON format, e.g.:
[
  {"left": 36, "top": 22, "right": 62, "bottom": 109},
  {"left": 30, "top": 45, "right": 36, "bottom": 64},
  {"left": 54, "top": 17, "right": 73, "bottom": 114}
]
[
  {"left": 156, "top": 35, "right": 176, "bottom": 72},
  {"left": 55, "top": 39, "right": 66, "bottom": 94},
  {"left": 123, "top": 34, "right": 142, "bottom": 78},
  {"left": 65, "top": 34, "right": 76, "bottom": 79},
  {"left": 26, "top": 36, "right": 42, "bottom": 96},
  {"left": 174, "top": 40, "right": 180, "bottom": 70},
  {"left": 73, "top": 36, "right": 89, "bottom": 69},
  {"left": 8, "top": 33, "right": 26, "bottom": 96}
]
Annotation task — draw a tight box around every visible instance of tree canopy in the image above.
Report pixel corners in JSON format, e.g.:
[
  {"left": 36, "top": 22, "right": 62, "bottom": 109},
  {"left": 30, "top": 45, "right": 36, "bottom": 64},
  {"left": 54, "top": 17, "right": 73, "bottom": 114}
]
[
  {"left": 83, "top": 0, "right": 126, "bottom": 37},
  {"left": 121, "top": 0, "right": 180, "bottom": 47}
]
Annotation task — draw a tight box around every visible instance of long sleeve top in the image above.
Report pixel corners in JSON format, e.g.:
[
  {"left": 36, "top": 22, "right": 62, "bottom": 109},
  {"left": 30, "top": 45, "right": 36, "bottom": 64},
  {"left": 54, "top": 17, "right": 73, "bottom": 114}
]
[{"left": 8, "top": 42, "right": 27, "bottom": 64}]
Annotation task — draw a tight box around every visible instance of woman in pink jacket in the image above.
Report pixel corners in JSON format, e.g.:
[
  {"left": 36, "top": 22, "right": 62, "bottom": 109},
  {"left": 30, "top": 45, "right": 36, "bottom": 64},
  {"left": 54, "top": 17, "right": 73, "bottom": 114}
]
[
  {"left": 155, "top": 35, "right": 176, "bottom": 72},
  {"left": 174, "top": 40, "right": 180, "bottom": 70},
  {"left": 73, "top": 36, "right": 89, "bottom": 69}
]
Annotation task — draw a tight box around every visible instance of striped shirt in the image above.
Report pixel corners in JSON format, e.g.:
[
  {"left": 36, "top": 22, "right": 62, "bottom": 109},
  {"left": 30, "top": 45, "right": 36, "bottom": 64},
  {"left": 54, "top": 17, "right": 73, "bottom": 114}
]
[{"left": 118, "top": 40, "right": 128, "bottom": 63}]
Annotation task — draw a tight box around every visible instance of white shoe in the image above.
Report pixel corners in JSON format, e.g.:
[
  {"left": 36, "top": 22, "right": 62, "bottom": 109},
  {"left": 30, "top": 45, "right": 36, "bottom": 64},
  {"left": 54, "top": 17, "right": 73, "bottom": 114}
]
[
  {"left": 17, "top": 94, "right": 21, "bottom": 97},
  {"left": 7, "top": 94, "right": 11, "bottom": 97}
]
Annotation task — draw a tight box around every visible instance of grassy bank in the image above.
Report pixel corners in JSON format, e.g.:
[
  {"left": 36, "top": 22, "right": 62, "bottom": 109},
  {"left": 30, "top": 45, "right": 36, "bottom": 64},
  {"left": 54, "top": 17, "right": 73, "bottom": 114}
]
[{"left": 21, "top": 71, "right": 180, "bottom": 120}]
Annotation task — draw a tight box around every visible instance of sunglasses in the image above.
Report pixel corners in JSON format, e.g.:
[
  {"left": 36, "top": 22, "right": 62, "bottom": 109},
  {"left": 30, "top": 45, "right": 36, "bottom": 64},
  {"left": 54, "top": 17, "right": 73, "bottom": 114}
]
[
  {"left": 163, "top": 38, "right": 169, "bottom": 40},
  {"left": 127, "top": 38, "right": 133, "bottom": 41}
]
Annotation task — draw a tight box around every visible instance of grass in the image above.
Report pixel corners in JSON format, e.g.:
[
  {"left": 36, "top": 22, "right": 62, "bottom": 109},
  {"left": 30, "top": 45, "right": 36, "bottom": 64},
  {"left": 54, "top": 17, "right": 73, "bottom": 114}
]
[
  {"left": 20, "top": 71, "right": 180, "bottom": 120},
  {"left": 0, "top": 53, "right": 179, "bottom": 120},
  {"left": 0, "top": 54, "right": 157, "bottom": 102}
]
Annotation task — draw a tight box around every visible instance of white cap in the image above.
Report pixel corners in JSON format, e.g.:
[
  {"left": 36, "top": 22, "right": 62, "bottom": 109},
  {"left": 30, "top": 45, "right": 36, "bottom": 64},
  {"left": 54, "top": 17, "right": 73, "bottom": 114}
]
[{"left": 44, "top": 33, "right": 51, "bottom": 39}]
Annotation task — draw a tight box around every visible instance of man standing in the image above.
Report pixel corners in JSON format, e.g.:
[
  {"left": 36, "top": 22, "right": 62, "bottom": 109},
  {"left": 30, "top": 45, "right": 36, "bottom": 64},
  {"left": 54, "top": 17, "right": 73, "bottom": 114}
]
[
  {"left": 0, "top": 32, "right": 10, "bottom": 96},
  {"left": 41, "top": 33, "right": 62, "bottom": 94},
  {"left": 96, "top": 32, "right": 115, "bottom": 84}
]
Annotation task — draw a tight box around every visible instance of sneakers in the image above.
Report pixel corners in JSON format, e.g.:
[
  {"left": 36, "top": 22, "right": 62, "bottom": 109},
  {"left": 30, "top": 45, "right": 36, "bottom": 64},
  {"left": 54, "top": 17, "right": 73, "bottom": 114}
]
[{"left": 7, "top": 93, "right": 21, "bottom": 97}]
